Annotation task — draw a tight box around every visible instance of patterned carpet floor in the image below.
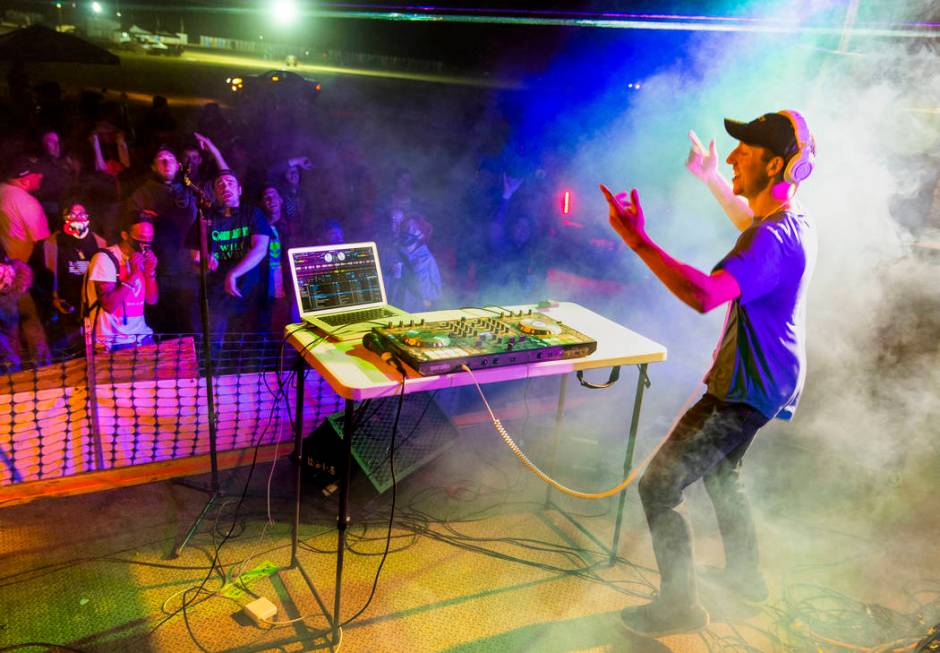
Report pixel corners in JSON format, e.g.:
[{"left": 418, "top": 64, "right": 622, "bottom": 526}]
[{"left": 1, "top": 412, "right": 937, "bottom": 653}]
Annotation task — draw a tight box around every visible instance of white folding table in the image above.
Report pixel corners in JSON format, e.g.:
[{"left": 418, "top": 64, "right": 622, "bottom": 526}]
[{"left": 285, "top": 301, "right": 667, "bottom": 648}]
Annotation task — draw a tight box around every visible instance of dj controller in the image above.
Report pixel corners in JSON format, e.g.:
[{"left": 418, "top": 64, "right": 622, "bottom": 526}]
[{"left": 365, "top": 310, "right": 597, "bottom": 376}]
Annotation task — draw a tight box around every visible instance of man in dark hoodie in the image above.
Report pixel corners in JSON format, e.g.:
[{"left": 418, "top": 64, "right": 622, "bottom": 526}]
[{"left": 126, "top": 145, "right": 196, "bottom": 333}]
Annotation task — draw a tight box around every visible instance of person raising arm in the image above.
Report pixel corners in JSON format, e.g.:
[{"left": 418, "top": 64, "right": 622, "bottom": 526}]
[{"left": 603, "top": 110, "right": 817, "bottom": 639}]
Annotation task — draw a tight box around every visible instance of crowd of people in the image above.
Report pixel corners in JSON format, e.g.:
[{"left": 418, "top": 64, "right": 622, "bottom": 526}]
[{"left": 0, "top": 81, "right": 561, "bottom": 369}]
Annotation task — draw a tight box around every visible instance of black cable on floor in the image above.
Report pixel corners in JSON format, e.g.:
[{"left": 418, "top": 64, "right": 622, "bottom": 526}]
[
  {"left": 340, "top": 366, "right": 407, "bottom": 627},
  {"left": 135, "top": 332, "right": 302, "bottom": 649}
]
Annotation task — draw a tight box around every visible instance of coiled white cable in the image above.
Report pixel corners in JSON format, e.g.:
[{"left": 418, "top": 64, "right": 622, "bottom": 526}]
[{"left": 461, "top": 364, "right": 694, "bottom": 500}]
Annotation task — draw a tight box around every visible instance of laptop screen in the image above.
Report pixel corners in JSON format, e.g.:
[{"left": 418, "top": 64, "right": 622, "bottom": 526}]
[{"left": 289, "top": 242, "right": 388, "bottom": 315}]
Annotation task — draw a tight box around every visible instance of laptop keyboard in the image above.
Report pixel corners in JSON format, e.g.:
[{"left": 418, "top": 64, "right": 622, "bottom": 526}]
[{"left": 319, "top": 307, "right": 397, "bottom": 326}]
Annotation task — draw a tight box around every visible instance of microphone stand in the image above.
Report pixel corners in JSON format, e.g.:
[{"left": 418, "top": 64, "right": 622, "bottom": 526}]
[{"left": 172, "top": 170, "right": 221, "bottom": 557}]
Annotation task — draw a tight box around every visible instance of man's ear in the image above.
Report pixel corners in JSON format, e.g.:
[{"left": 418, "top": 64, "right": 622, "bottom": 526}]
[{"left": 767, "top": 155, "right": 785, "bottom": 178}]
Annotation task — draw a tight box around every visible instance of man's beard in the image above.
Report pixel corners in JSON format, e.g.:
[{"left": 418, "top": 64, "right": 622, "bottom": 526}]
[{"left": 743, "top": 169, "right": 773, "bottom": 200}]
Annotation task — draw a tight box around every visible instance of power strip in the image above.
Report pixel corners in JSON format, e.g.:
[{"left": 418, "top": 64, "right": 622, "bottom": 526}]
[{"left": 244, "top": 597, "right": 278, "bottom": 626}]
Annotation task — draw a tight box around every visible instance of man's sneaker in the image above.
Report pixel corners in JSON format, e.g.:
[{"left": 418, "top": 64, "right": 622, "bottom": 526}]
[
  {"left": 700, "top": 566, "right": 769, "bottom": 603},
  {"left": 619, "top": 601, "right": 710, "bottom": 638}
]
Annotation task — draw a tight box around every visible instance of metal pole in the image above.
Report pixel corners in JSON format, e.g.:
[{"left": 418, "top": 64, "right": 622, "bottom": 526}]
[
  {"left": 543, "top": 374, "right": 568, "bottom": 508},
  {"left": 81, "top": 290, "right": 104, "bottom": 471},
  {"left": 171, "top": 197, "right": 221, "bottom": 558},
  {"left": 197, "top": 207, "right": 219, "bottom": 488},
  {"left": 291, "top": 357, "right": 305, "bottom": 568},
  {"left": 609, "top": 363, "right": 649, "bottom": 565},
  {"left": 332, "top": 398, "right": 356, "bottom": 645}
]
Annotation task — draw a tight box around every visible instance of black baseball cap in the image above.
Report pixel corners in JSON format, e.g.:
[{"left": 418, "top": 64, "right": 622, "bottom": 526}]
[
  {"left": 153, "top": 143, "right": 176, "bottom": 157},
  {"left": 213, "top": 168, "right": 238, "bottom": 183},
  {"left": 7, "top": 154, "right": 41, "bottom": 179},
  {"left": 724, "top": 113, "right": 799, "bottom": 159}
]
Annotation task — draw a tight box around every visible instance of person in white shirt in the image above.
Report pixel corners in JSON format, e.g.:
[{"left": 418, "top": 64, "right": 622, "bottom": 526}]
[{"left": 84, "top": 211, "right": 159, "bottom": 351}]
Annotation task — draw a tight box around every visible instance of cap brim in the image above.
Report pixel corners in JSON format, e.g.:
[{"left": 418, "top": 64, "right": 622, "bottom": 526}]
[{"left": 723, "top": 118, "right": 752, "bottom": 142}]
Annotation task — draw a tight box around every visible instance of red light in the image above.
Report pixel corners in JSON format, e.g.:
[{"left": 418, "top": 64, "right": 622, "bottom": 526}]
[{"left": 562, "top": 190, "right": 571, "bottom": 215}]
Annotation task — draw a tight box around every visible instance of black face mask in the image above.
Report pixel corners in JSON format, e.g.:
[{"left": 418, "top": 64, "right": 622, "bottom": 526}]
[
  {"left": 400, "top": 233, "right": 420, "bottom": 248},
  {"left": 130, "top": 238, "right": 152, "bottom": 253}
]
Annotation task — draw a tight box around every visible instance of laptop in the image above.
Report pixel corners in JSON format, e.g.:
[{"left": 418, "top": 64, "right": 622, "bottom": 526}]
[{"left": 288, "top": 242, "right": 408, "bottom": 341}]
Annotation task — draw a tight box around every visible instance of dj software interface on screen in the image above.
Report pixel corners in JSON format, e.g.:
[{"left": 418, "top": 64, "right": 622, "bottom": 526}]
[{"left": 294, "top": 247, "right": 384, "bottom": 312}]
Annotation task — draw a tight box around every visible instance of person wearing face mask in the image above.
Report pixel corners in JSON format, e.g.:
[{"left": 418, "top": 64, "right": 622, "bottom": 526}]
[
  {"left": 84, "top": 211, "right": 159, "bottom": 351},
  {"left": 38, "top": 200, "right": 106, "bottom": 352},
  {"left": 388, "top": 213, "right": 441, "bottom": 313}
]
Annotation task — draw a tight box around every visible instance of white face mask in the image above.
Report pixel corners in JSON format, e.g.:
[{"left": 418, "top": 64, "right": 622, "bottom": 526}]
[{"left": 65, "top": 219, "right": 90, "bottom": 239}]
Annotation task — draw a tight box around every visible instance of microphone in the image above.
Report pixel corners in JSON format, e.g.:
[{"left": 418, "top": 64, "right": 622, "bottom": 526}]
[{"left": 181, "top": 167, "right": 212, "bottom": 209}]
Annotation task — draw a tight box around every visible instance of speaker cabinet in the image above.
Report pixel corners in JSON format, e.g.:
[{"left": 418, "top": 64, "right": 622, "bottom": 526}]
[{"left": 302, "top": 394, "right": 458, "bottom": 493}]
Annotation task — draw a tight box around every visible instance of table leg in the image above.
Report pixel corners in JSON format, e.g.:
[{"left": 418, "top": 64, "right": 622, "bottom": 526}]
[
  {"left": 332, "top": 398, "right": 355, "bottom": 645},
  {"left": 609, "top": 363, "right": 649, "bottom": 565},
  {"left": 543, "top": 374, "right": 568, "bottom": 507},
  {"left": 291, "top": 358, "right": 305, "bottom": 568}
]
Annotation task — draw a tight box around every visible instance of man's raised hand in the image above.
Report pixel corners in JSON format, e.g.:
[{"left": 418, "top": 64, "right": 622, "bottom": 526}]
[
  {"left": 128, "top": 253, "right": 146, "bottom": 279},
  {"left": 502, "top": 172, "right": 523, "bottom": 200},
  {"left": 600, "top": 184, "right": 646, "bottom": 249},
  {"left": 143, "top": 250, "right": 158, "bottom": 276},
  {"left": 686, "top": 129, "right": 718, "bottom": 182},
  {"left": 193, "top": 132, "right": 218, "bottom": 154}
]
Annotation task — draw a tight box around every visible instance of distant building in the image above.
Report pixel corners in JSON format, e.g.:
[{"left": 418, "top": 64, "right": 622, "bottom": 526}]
[
  {"left": 84, "top": 15, "right": 120, "bottom": 42},
  {"left": 2, "top": 10, "right": 45, "bottom": 28}
]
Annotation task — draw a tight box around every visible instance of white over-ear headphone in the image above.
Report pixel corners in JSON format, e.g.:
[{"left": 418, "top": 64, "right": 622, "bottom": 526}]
[{"left": 777, "top": 110, "right": 815, "bottom": 184}]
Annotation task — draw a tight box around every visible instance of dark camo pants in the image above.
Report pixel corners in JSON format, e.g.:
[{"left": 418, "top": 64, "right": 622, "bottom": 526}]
[{"left": 637, "top": 393, "right": 770, "bottom": 607}]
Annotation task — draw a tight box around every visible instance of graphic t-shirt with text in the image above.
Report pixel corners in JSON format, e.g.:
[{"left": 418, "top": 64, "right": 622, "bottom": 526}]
[{"left": 185, "top": 208, "right": 273, "bottom": 297}]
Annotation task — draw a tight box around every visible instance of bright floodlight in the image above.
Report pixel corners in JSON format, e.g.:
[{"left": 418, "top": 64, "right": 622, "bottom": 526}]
[
  {"left": 271, "top": 0, "right": 299, "bottom": 27},
  {"left": 91, "top": 1, "right": 102, "bottom": 13}
]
